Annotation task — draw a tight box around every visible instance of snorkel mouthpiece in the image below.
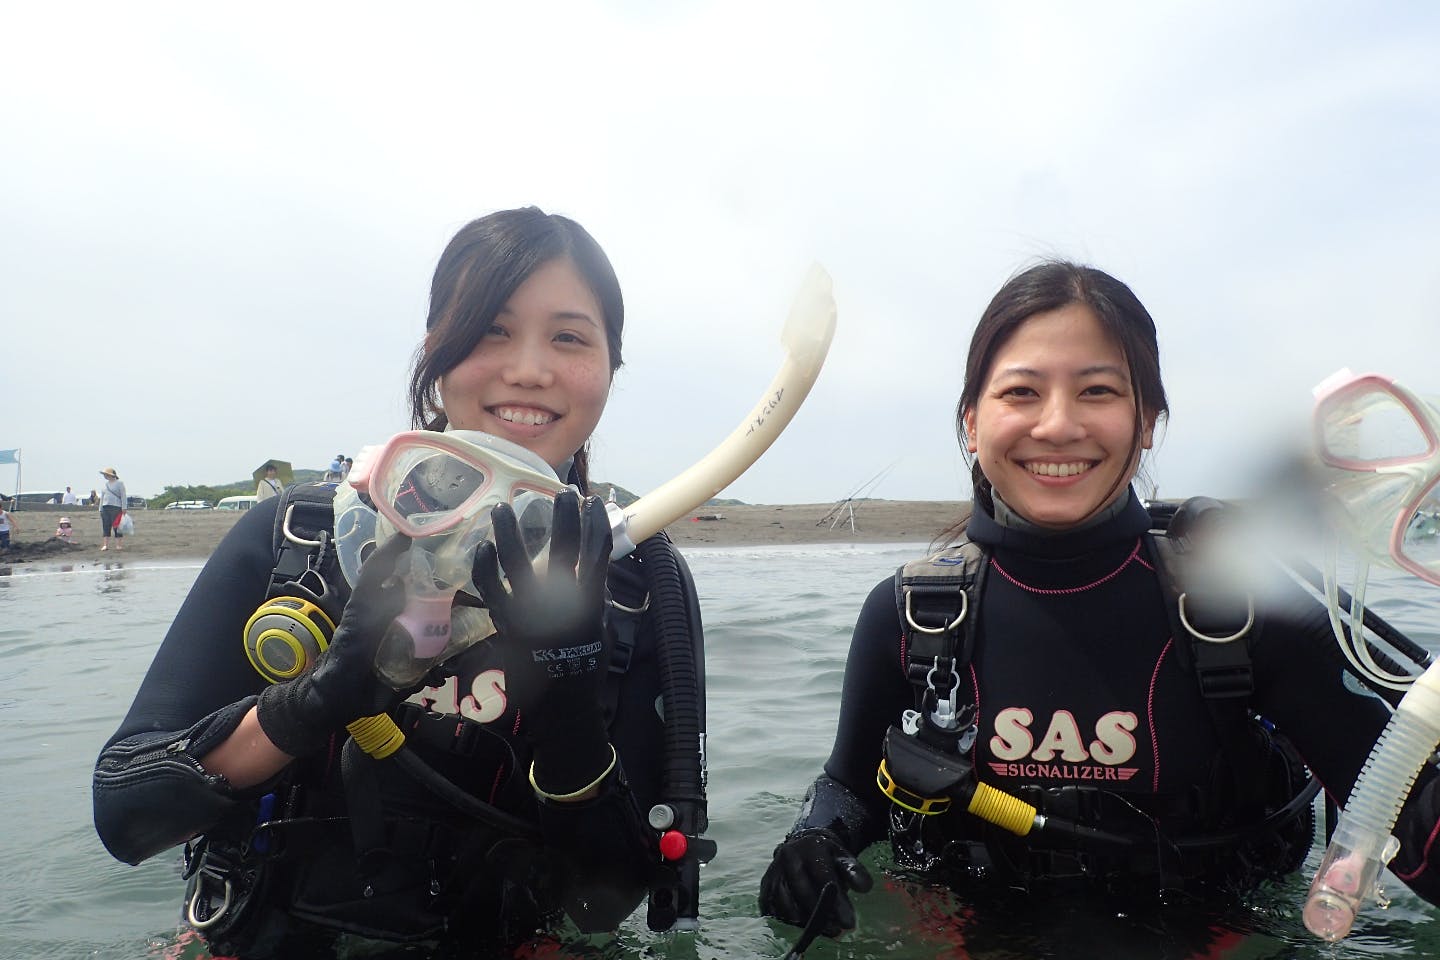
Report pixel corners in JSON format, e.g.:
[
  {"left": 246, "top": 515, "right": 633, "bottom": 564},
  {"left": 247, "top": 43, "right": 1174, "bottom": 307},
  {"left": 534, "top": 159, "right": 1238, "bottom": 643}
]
[{"left": 374, "top": 547, "right": 458, "bottom": 688}]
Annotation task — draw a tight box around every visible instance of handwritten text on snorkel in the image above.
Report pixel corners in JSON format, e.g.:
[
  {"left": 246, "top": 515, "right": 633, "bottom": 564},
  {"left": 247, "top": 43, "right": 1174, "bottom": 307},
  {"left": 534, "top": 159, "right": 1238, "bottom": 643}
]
[{"left": 745, "top": 388, "right": 786, "bottom": 437}]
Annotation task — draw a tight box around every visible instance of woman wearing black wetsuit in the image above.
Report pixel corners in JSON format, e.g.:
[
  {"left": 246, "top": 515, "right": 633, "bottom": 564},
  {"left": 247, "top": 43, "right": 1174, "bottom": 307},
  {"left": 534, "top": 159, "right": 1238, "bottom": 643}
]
[
  {"left": 759, "top": 261, "right": 1440, "bottom": 940},
  {"left": 93, "top": 209, "right": 705, "bottom": 957}
]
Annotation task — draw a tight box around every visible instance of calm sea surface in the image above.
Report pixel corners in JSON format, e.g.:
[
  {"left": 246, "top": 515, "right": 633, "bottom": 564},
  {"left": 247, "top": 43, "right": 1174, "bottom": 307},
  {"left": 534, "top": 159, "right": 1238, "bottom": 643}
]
[{"left": 3, "top": 544, "right": 1439, "bottom": 960}]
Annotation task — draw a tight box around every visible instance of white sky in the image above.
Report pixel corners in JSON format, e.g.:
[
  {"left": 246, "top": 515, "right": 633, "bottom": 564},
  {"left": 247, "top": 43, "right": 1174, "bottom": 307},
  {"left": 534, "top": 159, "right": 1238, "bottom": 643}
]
[{"left": 3, "top": 1, "right": 1438, "bottom": 506}]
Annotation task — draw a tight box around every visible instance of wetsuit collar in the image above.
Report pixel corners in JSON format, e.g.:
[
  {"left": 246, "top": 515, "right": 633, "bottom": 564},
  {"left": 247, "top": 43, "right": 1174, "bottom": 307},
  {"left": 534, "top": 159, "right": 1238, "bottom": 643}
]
[{"left": 968, "top": 486, "right": 1151, "bottom": 556}]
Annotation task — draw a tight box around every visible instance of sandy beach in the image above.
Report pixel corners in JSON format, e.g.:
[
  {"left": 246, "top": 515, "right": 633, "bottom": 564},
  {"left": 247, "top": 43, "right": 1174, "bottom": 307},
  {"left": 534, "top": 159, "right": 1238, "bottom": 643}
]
[{"left": 0, "top": 500, "right": 969, "bottom": 568}]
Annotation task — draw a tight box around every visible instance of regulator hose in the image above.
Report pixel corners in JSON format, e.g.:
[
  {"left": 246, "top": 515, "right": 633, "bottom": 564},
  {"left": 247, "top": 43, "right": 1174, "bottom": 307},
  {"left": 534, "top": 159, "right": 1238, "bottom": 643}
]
[{"left": 637, "top": 533, "right": 709, "bottom": 931}]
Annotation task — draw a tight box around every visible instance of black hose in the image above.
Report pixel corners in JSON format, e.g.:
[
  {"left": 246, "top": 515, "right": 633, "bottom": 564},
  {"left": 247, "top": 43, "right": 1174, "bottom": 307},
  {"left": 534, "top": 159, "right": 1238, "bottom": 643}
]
[
  {"left": 637, "top": 534, "right": 707, "bottom": 928},
  {"left": 639, "top": 535, "right": 707, "bottom": 816},
  {"left": 390, "top": 746, "right": 540, "bottom": 840}
]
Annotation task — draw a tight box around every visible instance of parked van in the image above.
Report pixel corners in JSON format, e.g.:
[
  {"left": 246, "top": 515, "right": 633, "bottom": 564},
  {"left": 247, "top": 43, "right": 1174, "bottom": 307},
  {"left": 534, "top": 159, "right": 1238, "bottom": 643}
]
[{"left": 216, "top": 496, "right": 257, "bottom": 511}]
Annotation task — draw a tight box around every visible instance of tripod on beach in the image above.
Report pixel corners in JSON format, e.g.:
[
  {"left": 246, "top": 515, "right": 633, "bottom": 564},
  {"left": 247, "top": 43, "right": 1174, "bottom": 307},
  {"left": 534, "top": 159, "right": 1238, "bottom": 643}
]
[{"left": 817, "top": 462, "right": 896, "bottom": 534}]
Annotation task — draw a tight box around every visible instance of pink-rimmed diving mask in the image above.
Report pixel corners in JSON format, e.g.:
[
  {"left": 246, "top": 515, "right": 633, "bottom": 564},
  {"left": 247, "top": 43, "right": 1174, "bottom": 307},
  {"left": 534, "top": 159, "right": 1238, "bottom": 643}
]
[
  {"left": 340, "top": 429, "right": 570, "bottom": 688},
  {"left": 1312, "top": 369, "right": 1440, "bottom": 586}
]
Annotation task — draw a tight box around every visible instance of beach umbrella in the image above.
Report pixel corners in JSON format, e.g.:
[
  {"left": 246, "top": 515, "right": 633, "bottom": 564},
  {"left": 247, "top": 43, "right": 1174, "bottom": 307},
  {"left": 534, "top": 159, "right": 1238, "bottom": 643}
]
[{"left": 253, "top": 460, "right": 294, "bottom": 487}]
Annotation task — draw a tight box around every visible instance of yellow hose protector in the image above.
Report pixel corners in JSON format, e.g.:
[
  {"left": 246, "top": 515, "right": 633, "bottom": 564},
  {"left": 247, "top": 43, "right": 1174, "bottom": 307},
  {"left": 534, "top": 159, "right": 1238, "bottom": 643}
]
[
  {"left": 346, "top": 714, "right": 406, "bottom": 759},
  {"left": 968, "top": 781, "right": 1037, "bottom": 837}
]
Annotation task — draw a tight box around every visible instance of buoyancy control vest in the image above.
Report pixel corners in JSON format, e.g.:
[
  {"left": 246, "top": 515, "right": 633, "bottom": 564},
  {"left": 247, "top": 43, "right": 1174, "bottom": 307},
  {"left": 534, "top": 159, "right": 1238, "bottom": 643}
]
[
  {"left": 886, "top": 497, "right": 1318, "bottom": 896},
  {"left": 185, "top": 482, "right": 712, "bottom": 955}
]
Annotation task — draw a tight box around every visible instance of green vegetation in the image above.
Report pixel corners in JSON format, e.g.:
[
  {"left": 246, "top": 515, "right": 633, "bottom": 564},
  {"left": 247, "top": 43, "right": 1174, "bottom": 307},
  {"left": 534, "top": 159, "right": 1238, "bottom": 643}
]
[
  {"left": 146, "top": 472, "right": 743, "bottom": 510},
  {"left": 147, "top": 469, "right": 326, "bottom": 509}
]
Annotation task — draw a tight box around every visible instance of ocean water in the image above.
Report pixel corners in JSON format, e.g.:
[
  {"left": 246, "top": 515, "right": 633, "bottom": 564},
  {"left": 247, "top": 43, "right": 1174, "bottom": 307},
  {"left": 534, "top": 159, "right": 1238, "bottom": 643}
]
[{"left": 2, "top": 544, "right": 1439, "bottom": 960}]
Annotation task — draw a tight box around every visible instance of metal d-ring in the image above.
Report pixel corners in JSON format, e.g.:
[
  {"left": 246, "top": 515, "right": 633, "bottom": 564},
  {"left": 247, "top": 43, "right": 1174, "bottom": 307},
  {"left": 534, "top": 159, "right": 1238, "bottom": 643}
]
[
  {"left": 905, "top": 588, "right": 967, "bottom": 635},
  {"left": 610, "top": 592, "right": 650, "bottom": 614},
  {"left": 282, "top": 503, "right": 324, "bottom": 548},
  {"left": 1178, "top": 591, "right": 1255, "bottom": 644},
  {"left": 187, "top": 877, "right": 233, "bottom": 930}
]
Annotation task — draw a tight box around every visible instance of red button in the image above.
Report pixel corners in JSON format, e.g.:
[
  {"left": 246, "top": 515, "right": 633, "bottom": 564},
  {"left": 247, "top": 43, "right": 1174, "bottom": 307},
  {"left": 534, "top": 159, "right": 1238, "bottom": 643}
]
[{"left": 659, "top": 830, "right": 688, "bottom": 861}]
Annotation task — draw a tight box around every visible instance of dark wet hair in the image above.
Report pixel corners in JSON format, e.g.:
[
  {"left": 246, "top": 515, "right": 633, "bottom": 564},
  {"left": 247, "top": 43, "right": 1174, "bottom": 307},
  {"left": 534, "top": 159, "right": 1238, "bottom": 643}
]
[
  {"left": 954, "top": 259, "right": 1168, "bottom": 523},
  {"left": 407, "top": 207, "right": 625, "bottom": 491}
]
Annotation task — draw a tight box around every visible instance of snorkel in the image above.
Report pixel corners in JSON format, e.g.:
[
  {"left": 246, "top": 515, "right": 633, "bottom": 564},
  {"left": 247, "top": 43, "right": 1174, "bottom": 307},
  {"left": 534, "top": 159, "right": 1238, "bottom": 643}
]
[
  {"left": 1303, "top": 368, "right": 1440, "bottom": 942},
  {"left": 338, "top": 265, "right": 838, "bottom": 688}
]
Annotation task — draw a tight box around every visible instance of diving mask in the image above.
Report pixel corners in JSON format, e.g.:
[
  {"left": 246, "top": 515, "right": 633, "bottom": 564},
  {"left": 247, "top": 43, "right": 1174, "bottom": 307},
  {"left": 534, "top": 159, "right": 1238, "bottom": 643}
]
[
  {"left": 337, "top": 429, "right": 568, "bottom": 688},
  {"left": 1312, "top": 369, "right": 1440, "bottom": 586}
]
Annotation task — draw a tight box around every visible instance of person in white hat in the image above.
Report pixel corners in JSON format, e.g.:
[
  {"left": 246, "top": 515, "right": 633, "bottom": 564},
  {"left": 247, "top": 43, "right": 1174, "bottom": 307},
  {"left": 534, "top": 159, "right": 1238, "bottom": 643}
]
[
  {"left": 99, "top": 467, "right": 127, "bottom": 551},
  {"left": 56, "top": 517, "right": 74, "bottom": 541}
]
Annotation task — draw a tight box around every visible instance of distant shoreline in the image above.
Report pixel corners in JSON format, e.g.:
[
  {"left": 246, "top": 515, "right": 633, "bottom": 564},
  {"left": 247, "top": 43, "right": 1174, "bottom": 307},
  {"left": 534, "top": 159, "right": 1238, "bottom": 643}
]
[{"left": 0, "top": 500, "right": 970, "bottom": 569}]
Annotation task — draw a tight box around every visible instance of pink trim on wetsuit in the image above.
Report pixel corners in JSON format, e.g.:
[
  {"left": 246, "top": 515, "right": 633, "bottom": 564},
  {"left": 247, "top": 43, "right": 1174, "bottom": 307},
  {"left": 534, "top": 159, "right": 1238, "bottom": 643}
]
[
  {"left": 1148, "top": 637, "right": 1174, "bottom": 792},
  {"left": 1395, "top": 817, "right": 1440, "bottom": 882},
  {"left": 988, "top": 539, "right": 1145, "bottom": 595}
]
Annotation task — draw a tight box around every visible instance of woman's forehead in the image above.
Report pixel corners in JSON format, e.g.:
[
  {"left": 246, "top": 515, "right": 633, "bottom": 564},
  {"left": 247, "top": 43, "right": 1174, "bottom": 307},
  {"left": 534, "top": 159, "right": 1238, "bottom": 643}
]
[{"left": 988, "top": 305, "right": 1126, "bottom": 376}]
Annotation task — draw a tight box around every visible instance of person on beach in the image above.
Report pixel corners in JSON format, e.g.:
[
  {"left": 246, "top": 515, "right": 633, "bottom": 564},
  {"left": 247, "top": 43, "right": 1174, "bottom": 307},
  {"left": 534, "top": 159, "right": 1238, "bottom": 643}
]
[
  {"left": 0, "top": 502, "right": 15, "bottom": 550},
  {"left": 55, "top": 517, "right": 74, "bottom": 541},
  {"left": 256, "top": 463, "right": 282, "bottom": 501},
  {"left": 93, "top": 207, "right": 706, "bottom": 958},
  {"left": 98, "top": 467, "right": 127, "bottom": 552},
  {"left": 759, "top": 261, "right": 1440, "bottom": 941},
  {"left": 62, "top": 485, "right": 79, "bottom": 505}
]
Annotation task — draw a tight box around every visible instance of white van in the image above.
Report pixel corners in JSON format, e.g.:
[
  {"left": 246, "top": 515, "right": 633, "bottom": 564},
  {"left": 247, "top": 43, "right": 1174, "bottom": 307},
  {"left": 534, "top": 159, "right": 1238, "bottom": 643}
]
[{"left": 216, "top": 496, "right": 258, "bottom": 511}]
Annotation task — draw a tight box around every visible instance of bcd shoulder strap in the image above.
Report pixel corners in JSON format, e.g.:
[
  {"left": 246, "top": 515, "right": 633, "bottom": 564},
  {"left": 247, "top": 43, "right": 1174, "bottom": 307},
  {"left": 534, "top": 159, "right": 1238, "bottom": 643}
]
[
  {"left": 267, "top": 481, "right": 349, "bottom": 624},
  {"left": 894, "top": 524, "right": 988, "bottom": 712},
  {"left": 1146, "top": 497, "right": 1268, "bottom": 819},
  {"left": 601, "top": 543, "right": 654, "bottom": 726}
]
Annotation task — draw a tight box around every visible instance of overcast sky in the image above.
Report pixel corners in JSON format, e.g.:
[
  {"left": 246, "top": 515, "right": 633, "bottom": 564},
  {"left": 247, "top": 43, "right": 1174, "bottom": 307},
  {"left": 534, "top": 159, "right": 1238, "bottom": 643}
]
[{"left": 4, "top": 2, "right": 1437, "bottom": 508}]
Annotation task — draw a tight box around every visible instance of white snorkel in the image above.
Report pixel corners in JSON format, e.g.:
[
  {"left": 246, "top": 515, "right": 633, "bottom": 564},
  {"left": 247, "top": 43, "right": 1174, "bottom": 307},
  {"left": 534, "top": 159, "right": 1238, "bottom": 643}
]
[
  {"left": 608, "top": 263, "right": 837, "bottom": 556},
  {"left": 338, "top": 265, "right": 838, "bottom": 688},
  {"left": 1302, "top": 368, "right": 1440, "bottom": 942}
]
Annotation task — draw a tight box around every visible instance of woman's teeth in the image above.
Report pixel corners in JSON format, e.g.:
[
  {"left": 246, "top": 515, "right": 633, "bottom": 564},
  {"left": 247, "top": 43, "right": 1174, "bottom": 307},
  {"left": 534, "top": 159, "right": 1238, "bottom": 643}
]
[
  {"left": 493, "top": 407, "right": 554, "bottom": 426},
  {"left": 1026, "top": 461, "right": 1092, "bottom": 478}
]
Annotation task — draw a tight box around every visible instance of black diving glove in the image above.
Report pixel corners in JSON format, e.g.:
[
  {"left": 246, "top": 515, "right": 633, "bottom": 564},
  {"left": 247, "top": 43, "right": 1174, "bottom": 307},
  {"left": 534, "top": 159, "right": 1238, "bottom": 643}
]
[
  {"left": 256, "top": 534, "right": 411, "bottom": 758},
  {"left": 760, "top": 827, "right": 874, "bottom": 938},
  {"left": 472, "top": 489, "right": 614, "bottom": 797}
]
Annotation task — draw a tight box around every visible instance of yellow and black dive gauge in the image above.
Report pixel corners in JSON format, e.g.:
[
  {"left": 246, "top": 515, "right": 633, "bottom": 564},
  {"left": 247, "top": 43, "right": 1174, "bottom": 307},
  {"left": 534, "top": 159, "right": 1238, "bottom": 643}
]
[{"left": 243, "top": 596, "right": 337, "bottom": 684}]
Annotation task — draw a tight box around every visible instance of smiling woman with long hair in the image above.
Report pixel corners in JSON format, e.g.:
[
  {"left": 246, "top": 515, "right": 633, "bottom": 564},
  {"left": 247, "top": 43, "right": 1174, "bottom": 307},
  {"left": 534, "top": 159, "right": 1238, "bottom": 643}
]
[
  {"left": 759, "top": 260, "right": 1440, "bottom": 945},
  {"left": 94, "top": 208, "right": 706, "bottom": 957}
]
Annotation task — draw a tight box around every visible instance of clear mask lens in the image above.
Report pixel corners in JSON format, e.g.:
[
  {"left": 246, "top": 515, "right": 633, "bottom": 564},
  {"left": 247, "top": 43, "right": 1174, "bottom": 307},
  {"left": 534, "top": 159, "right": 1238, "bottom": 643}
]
[
  {"left": 1318, "top": 385, "right": 1435, "bottom": 467},
  {"left": 1397, "top": 476, "right": 1440, "bottom": 583},
  {"left": 1325, "top": 471, "right": 1418, "bottom": 558},
  {"left": 381, "top": 448, "right": 496, "bottom": 534}
]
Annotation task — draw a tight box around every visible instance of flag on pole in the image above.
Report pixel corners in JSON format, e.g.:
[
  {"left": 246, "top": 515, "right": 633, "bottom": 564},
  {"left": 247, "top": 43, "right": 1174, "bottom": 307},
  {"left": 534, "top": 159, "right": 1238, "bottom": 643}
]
[{"left": 0, "top": 449, "right": 18, "bottom": 465}]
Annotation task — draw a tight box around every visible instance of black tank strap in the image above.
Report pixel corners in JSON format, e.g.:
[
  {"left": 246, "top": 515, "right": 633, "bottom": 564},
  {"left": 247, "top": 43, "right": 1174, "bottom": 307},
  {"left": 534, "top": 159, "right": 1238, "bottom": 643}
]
[
  {"left": 603, "top": 549, "right": 651, "bottom": 726},
  {"left": 895, "top": 538, "right": 988, "bottom": 709},
  {"left": 1146, "top": 499, "right": 1270, "bottom": 821},
  {"left": 267, "top": 482, "right": 348, "bottom": 623}
]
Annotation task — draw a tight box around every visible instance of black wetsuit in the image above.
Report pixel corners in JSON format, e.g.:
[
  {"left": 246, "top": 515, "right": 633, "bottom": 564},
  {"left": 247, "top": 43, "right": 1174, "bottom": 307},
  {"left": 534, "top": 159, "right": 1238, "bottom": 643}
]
[
  {"left": 94, "top": 495, "right": 699, "bottom": 955},
  {"left": 803, "top": 491, "right": 1440, "bottom": 902}
]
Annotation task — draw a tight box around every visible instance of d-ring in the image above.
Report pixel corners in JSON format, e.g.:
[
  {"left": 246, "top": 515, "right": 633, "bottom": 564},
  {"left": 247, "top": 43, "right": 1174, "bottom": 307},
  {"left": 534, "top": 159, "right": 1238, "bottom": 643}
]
[{"left": 905, "top": 589, "right": 967, "bottom": 635}]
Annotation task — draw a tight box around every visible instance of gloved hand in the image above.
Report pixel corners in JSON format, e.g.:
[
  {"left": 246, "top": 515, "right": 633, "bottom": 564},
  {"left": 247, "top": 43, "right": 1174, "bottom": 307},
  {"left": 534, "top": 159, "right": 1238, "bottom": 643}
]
[
  {"left": 471, "top": 489, "right": 614, "bottom": 797},
  {"left": 257, "top": 534, "right": 411, "bottom": 758},
  {"left": 759, "top": 827, "right": 873, "bottom": 938}
]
